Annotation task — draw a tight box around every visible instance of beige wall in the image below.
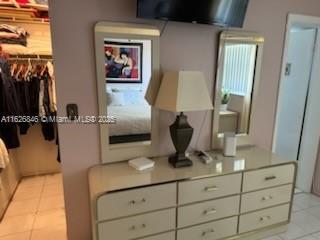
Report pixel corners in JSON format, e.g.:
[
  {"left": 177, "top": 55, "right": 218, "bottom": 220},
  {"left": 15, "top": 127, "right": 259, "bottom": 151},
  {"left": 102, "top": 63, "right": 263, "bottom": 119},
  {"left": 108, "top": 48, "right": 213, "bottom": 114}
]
[
  {"left": 49, "top": 0, "right": 320, "bottom": 239},
  {"left": 11, "top": 125, "right": 60, "bottom": 176}
]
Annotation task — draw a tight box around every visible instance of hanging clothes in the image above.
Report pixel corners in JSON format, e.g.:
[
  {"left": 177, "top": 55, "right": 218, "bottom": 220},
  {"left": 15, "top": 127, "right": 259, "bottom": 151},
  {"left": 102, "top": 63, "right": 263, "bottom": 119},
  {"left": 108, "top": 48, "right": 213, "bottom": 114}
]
[
  {"left": 29, "top": 74, "right": 40, "bottom": 118},
  {"left": 15, "top": 72, "right": 31, "bottom": 134},
  {"left": 47, "top": 61, "right": 57, "bottom": 113},
  {"left": 0, "top": 138, "right": 9, "bottom": 169},
  {"left": 39, "top": 71, "right": 55, "bottom": 141},
  {"left": 0, "top": 56, "right": 57, "bottom": 148},
  {"left": 0, "top": 57, "right": 22, "bottom": 149}
]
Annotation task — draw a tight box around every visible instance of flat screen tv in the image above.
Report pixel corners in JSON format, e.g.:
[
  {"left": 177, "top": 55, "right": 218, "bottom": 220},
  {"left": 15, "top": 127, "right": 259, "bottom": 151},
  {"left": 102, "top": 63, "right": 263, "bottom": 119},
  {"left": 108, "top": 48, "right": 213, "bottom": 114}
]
[{"left": 137, "top": 0, "right": 249, "bottom": 28}]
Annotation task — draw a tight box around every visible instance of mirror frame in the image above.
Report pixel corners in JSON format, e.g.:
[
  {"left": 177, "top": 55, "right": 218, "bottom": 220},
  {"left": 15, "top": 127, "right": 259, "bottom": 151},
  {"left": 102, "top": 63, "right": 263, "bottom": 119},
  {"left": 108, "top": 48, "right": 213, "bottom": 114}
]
[
  {"left": 95, "top": 22, "right": 161, "bottom": 163},
  {"left": 212, "top": 31, "right": 265, "bottom": 149}
]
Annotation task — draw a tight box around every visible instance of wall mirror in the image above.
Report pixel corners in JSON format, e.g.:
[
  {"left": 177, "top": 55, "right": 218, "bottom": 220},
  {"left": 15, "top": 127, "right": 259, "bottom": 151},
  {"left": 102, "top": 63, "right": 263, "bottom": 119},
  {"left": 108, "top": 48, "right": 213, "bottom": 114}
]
[
  {"left": 95, "top": 22, "right": 160, "bottom": 163},
  {"left": 212, "top": 31, "right": 264, "bottom": 149}
]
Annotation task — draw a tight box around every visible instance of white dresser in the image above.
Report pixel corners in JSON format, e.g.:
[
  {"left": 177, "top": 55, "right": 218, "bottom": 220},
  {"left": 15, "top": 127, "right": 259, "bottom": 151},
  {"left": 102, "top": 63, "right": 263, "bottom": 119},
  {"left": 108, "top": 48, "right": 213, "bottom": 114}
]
[{"left": 88, "top": 147, "right": 296, "bottom": 240}]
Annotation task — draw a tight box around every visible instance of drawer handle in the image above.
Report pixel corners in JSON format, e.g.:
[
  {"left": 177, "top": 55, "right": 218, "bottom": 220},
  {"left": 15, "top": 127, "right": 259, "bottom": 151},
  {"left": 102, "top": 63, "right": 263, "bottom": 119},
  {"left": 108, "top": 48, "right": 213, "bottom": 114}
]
[
  {"left": 202, "top": 229, "right": 215, "bottom": 236},
  {"left": 129, "top": 224, "right": 146, "bottom": 231},
  {"left": 129, "top": 198, "right": 146, "bottom": 205},
  {"left": 203, "top": 208, "right": 217, "bottom": 215},
  {"left": 261, "top": 195, "right": 273, "bottom": 201},
  {"left": 260, "top": 215, "right": 271, "bottom": 222},
  {"left": 204, "top": 186, "right": 219, "bottom": 192},
  {"left": 265, "top": 176, "right": 277, "bottom": 181}
]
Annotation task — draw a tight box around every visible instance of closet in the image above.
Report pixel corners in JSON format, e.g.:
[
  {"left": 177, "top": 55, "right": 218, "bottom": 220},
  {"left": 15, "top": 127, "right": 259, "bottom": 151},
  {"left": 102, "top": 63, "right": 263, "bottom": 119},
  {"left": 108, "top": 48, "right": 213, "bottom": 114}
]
[{"left": 0, "top": 1, "right": 61, "bottom": 221}]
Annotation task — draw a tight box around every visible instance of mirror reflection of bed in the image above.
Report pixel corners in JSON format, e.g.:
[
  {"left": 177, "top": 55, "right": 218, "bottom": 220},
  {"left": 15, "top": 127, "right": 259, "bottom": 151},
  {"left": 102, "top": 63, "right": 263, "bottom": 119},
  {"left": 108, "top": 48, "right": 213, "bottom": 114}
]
[
  {"left": 105, "top": 38, "right": 152, "bottom": 145},
  {"left": 219, "top": 43, "right": 257, "bottom": 135}
]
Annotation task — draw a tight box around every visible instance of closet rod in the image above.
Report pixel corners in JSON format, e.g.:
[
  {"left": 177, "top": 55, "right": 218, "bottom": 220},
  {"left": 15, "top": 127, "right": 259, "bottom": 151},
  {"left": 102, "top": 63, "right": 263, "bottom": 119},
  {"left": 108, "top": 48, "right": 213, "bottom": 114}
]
[
  {"left": 0, "top": 16, "right": 50, "bottom": 25},
  {"left": 9, "top": 54, "right": 52, "bottom": 60}
]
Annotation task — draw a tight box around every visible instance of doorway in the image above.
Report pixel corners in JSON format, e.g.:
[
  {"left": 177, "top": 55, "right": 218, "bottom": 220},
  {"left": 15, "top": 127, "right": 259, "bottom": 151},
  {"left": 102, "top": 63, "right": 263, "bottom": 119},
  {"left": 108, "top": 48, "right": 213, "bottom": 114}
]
[
  {"left": 273, "top": 14, "right": 320, "bottom": 193},
  {"left": 0, "top": 1, "right": 67, "bottom": 239}
]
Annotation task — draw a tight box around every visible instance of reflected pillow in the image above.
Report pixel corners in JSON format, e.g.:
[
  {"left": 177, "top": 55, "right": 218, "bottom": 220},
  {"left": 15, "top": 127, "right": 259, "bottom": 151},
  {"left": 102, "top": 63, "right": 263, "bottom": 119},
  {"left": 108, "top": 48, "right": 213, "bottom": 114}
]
[
  {"left": 111, "top": 88, "right": 146, "bottom": 105},
  {"left": 107, "top": 92, "right": 125, "bottom": 106},
  {"left": 123, "top": 91, "right": 145, "bottom": 105}
]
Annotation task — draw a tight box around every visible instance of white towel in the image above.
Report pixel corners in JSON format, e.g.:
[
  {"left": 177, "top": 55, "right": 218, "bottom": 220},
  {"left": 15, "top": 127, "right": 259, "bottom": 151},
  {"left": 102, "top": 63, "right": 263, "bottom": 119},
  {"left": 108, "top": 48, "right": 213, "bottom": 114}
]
[{"left": 0, "top": 138, "right": 9, "bottom": 169}]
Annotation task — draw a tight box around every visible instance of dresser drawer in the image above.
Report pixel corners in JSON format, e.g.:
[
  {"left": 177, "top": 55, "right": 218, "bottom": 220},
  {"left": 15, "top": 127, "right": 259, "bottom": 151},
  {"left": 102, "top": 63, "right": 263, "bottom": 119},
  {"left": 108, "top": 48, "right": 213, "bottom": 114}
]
[
  {"left": 241, "top": 184, "right": 293, "bottom": 213},
  {"left": 178, "top": 195, "right": 240, "bottom": 228},
  {"left": 177, "top": 217, "right": 237, "bottom": 240},
  {"left": 178, "top": 173, "right": 242, "bottom": 204},
  {"left": 97, "top": 183, "right": 176, "bottom": 221},
  {"left": 239, "top": 204, "right": 290, "bottom": 234},
  {"left": 138, "top": 231, "right": 175, "bottom": 240},
  {"left": 243, "top": 164, "right": 295, "bottom": 192},
  {"left": 98, "top": 208, "right": 175, "bottom": 240}
]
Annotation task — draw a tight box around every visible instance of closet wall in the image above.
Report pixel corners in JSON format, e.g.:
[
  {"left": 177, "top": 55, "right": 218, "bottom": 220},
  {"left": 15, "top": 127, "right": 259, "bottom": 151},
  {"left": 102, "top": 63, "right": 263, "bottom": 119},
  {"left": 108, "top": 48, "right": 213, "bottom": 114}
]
[
  {"left": 1, "top": 20, "right": 59, "bottom": 176},
  {"left": 0, "top": 152, "right": 20, "bottom": 219}
]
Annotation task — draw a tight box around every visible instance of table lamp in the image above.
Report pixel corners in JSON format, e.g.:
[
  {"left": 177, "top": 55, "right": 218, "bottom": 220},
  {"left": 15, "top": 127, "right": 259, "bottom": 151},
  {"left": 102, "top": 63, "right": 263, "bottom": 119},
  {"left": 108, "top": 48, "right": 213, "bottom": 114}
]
[{"left": 154, "top": 71, "right": 213, "bottom": 168}]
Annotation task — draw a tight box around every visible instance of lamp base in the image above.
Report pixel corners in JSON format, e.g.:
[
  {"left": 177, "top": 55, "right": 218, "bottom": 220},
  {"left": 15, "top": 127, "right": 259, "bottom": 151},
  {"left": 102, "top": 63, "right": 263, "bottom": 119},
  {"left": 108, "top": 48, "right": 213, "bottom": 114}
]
[
  {"left": 168, "top": 112, "right": 194, "bottom": 168},
  {"left": 169, "top": 155, "right": 193, "bottom": 168}
]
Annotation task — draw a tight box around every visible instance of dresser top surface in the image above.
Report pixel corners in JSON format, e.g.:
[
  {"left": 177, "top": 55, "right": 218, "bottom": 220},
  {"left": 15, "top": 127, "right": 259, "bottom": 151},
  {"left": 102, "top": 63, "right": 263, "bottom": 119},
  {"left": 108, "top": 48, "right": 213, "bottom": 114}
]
[{"left": 88, "top": 147, "right": 295, "bottom": 199}]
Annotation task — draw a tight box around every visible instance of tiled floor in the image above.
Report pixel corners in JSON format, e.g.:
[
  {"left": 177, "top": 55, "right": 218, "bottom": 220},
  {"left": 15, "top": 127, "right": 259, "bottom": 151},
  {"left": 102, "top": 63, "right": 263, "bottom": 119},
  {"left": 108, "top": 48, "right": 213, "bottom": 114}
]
[
  {"left": 263, "top": 193, "right": 320, "bottom": 240},
  {"left": 0, "top": 174, "right": 67, "bottom": 240}
]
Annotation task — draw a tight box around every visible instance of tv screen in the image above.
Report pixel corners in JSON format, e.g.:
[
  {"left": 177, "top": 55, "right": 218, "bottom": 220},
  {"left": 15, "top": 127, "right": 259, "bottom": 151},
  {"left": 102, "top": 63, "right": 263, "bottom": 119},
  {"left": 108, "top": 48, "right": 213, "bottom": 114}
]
[{"left": 137, "top": 0, "right": 249, "bottom": 28}]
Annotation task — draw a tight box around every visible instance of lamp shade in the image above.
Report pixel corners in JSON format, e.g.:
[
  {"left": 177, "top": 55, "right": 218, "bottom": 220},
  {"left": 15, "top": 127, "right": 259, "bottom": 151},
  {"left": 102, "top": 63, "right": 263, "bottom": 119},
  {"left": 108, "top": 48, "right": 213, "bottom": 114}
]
[{"left": 154, "top": 71, "right": 213, "bottom": 112}]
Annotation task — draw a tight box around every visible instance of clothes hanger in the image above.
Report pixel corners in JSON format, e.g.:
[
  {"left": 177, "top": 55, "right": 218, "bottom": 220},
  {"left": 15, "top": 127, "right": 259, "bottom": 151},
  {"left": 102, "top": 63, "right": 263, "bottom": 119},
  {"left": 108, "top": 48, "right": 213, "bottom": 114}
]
[
  {"left": 40, "top": 63, "right": 47, "bottom": 77},
  {"left": 23, "top": 58, "right": 32, "bottom": 80},
  {"left": 15, "top": 64, "right": 24, "bottom": 80},
  {"left": 10, "top": 62, "right": 17, "bottom": 77}
]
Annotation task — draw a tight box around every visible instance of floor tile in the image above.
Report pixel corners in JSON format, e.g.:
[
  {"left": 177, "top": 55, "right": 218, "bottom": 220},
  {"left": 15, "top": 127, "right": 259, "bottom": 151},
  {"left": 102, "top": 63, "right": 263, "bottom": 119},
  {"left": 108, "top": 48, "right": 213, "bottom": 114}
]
[
  {"left": 291, "top": 210, "right": 320, "bottom": 234},
  {"left": 312, "top": 232, "right": 320, "bottom": 239},
  {"left": 0, "top": 232, "right": 31, "bottom": 240},
  {"left": 33, "top": 209, "right": 66, "bottom": 230},
  {"left": 294, "top": 193, "right": 320, "bottom": 210},
  {"left": 13, "top": 186, "right": 42, "bottom": 201},
  {"left": 5, "top": 199, "right": 39, "bottom": 217},
  {"left": 31, "top": 224, "right": 67, "bottom": 240},
  {"left": 0, "top": 214, "right": 35, "bottom": 237},
  {"left": 44, "top": 174, "right": 63, "bottom": 186},
  {"left": 292, "top": 203, "right": 304, "bottom": 212},
  {"left": 279, "top": 222, "right": 307, "bottom": 240},
  {"left": 19, "top": 176, "right": 45, "bottom": 188},
  {"left": 295, "top": 235, "right": 317, "bottom": 240},
  {"left": 41, "top": 184, "right": 64, "bottom": 198},
  {"left": 262, "top": 236, "right": 282, "bottom": 240},
  {"left": 306, "top": 206, "right": 320, "bottom": 220},
  {"left": 38, "top": 195, "right": 64, "bottom": 212}
]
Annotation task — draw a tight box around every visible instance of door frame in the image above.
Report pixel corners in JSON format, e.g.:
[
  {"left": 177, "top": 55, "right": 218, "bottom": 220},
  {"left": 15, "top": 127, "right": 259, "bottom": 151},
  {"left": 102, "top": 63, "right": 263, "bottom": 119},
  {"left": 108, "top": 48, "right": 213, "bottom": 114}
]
[{"left": 272, "top": 14, "right": 320, "bottom": 152}]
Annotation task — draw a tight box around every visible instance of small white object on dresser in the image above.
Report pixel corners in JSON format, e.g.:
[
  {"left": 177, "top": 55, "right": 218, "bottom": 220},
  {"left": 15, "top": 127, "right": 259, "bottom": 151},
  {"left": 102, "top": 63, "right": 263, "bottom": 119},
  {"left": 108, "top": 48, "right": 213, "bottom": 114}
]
[
  {"left": 128, "top": 157, "right": 155, "bottom": 171},
  {"left": 88, "top": 147, "right": 296, "bottom": 240}
]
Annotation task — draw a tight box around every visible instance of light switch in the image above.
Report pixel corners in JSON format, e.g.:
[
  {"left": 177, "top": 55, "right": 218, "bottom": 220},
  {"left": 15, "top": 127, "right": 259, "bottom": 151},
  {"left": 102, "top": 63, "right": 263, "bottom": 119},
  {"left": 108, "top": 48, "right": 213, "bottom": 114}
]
[
  {"left": 66, "top": 104, "right": 78, "bottom": 120},
  {"left": 285, "top": 63, "right": 292, "bottom": 76}
]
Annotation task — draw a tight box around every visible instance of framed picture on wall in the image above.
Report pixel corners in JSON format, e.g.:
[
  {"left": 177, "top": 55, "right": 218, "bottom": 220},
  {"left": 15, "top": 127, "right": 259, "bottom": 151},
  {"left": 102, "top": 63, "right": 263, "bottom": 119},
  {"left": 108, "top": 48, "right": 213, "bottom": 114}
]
[{"left": 104, "top": 40, "right": 143, "bottom": 83}]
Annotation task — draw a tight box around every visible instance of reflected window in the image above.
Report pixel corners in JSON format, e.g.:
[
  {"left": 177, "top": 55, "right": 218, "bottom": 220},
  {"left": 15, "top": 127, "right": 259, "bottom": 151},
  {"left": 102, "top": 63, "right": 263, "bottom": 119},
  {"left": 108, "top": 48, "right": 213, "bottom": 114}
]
[{"left": 219, "top": 43, "right": 257, "bottom": 135}]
